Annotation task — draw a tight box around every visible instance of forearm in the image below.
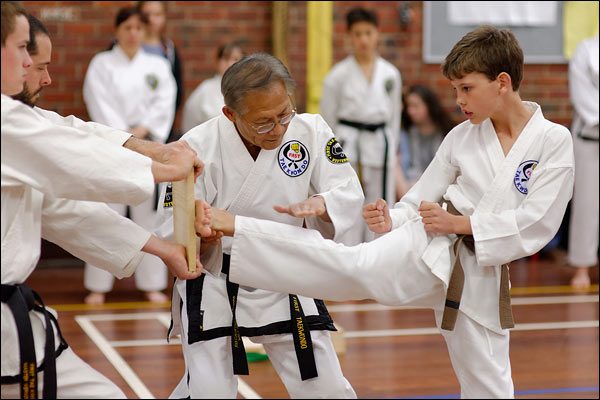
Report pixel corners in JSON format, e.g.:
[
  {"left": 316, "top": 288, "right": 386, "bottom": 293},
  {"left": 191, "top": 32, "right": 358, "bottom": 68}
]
[
  {"left": 453, "top": 215, "right": 473, "bottom": 235},
  {"left": 123, "top": 136, "right": 162, "bottom": 160}
]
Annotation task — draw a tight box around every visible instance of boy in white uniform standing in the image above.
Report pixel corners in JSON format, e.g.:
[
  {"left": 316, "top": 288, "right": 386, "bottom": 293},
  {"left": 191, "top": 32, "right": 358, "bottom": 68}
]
[
  {"left": 320, "top": 7, "right": 401, "bottom": 241},
  {"left": 158, "top": 54, "right": 362, "bottom": 399},
  {"left": 210, "top": 26, "right": 574, "bottom": 398}
]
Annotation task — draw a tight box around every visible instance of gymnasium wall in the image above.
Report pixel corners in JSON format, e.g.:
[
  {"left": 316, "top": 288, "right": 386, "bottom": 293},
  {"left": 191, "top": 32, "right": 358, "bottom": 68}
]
[{"left": 23, "top": 1, "right": 573, "bottom": 131}]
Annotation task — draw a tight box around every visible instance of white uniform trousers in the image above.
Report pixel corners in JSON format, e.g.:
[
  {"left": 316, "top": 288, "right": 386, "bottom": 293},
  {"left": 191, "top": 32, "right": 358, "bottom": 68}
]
[
  {"left": 435, "top": 310, "right": 513, "bottom": 399},
  {"left": 84, "top": 194, "right": 167, "bottom": 293},
  {"left": 169, "top": 331, "right": 356, "bottom": 399},
  {"left": 1, "top": 347, "right": 125, "bottom": 399},
  {"left": 567, "top": 135, "right": 599, "bottom": 267}
]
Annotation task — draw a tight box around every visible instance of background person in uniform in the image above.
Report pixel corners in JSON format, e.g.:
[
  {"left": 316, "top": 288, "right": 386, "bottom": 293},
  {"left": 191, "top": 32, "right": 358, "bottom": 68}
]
[
  {"left": 320, "top": 7, "right": 401, "bottom": 242},
  {"left": 396, "top": 84, "right": 456, "bottom": 198},
  {"left": 158, "top": 53, "right": 361, "bottom": 399},
  {"left": 181, "top": 41, "right": 244, "bottom": 132},
  {"left": 567, "top": 34, "right": 599, "bottom": 289},
  {"left": 137, "top": 1, "right": 184, "bottom": 142},
  {"left": 82, "top": 6, "right": 177, "bottom": 305}
]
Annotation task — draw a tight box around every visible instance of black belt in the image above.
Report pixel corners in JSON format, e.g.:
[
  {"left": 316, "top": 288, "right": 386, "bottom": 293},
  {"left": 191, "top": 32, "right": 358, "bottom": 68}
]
[
  {"left": 338, "top": 119, "right": 389, "bottom": 201},
  {"left": 577, "top": 132, "right": 599, "bottom": 142},
  {"left": 338, "top": 119, "right": 386, "bottom": 132},
  {"left": 1, "top": 284, "right": 68, "bottom": 399},
  {"left": 222, "top": 254, "right": 318, "bottom": 380}
]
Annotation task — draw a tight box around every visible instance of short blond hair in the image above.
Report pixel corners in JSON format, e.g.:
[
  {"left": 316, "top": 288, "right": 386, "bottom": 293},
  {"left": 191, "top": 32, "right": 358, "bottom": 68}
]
[{"left": 442, "top": 25, "right": 524, "bottom": 91}]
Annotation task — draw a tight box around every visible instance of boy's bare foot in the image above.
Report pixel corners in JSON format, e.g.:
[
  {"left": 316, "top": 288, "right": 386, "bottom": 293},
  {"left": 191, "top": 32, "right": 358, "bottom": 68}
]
[
  {"left": 570, "top": 267, "right": 591, "bottom": 290},
  {"left": 84, "top": 292, "right": 105, "bottom": 305},
  {"left": 145, "top": 290, "right": 169, "bottom": 303}
]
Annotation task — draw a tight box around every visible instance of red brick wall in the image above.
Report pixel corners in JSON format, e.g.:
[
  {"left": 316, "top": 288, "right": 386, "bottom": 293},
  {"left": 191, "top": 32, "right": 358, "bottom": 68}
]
[{"left": 23, "top": 1, "right": 573, "bottom": 131}]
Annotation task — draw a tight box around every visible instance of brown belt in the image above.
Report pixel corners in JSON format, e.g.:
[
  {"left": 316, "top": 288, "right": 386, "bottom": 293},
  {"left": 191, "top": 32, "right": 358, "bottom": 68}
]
[{"left": 440, "top": 201, "right": 515, "bottom": 331}]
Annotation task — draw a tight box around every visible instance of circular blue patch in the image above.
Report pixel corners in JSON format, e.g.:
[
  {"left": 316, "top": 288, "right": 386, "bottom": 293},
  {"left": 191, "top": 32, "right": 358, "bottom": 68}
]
[
  {"left": 278, "top": 140, "right": 310, "bottom": 177},
  {"left": 513, "top": 159, "right": 539, "bottom": 195}
]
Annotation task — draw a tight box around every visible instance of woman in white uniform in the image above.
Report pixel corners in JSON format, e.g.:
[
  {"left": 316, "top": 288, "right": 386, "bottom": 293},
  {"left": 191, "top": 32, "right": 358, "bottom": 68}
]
[
  {"left": 83, "top": 6, "right": 177, "bottom": 305},
  {"left": 181, "top": 41, "right": 244, "bottom": 132}
]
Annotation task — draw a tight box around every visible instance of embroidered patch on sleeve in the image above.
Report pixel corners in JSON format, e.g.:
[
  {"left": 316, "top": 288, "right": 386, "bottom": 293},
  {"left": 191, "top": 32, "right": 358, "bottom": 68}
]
[
  {"left": 325, "top": 137, "right": 349, "bottom": 164},
  {"left": 513, "top": 160, "right": 539, "bottom": 194}
]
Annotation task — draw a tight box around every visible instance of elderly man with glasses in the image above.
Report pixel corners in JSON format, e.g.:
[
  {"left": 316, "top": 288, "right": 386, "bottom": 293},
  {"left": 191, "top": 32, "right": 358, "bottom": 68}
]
[{"left": 156, "top": 53, "right": 364, "bottom": 399}]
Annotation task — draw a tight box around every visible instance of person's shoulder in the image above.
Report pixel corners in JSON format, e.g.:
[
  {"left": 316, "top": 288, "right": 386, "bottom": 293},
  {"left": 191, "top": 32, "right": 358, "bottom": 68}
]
[
  {"left": 327, "top": 57, "right": 353, "bottom": 77},
  {"left": 88, "top": 50, "right": 112, "bottom": 67},
  {"left": 139, "top": 50, "right": 171, "bottom": 73},
  {"left": 180, "top": 114, "right": 223, "bottom": 148},
  {"left": 292, "top": 113, "right": 336, "bottom": 141},
  {"left": 378, "top": 57, "right": 401, "bottom": 76}
]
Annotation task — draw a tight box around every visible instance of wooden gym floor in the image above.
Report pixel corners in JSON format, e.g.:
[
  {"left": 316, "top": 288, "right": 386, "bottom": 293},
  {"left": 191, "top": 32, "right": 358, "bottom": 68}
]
[{"left": 26, "top": 255, "right": 599, "bottom": 399}]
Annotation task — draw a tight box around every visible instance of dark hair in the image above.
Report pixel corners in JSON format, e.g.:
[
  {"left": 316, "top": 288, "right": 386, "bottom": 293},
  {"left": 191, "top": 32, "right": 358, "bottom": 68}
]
[
  {"left": 1, "top": 1, "right": 28, "bottom": 46},
  {"left": 442, "top": 25, "right": 524, "bottom": 91},
  {"left": 346, "top": 7, "right": 378, "bottom": 31},
  {"left": 221, "top": 53, "right": 296, "bottom": 113},
  {"left": 401, "top": 85, "right": 455, "bottom": 135},
  {"left": 217, "top": 41, "right": 243, "bottom": 60},
  {"left": 115, "top": 6, "right": 147, "bottom": 28},
  {"left": 26, "top": 14, "right": 49, "bottom": 55}
]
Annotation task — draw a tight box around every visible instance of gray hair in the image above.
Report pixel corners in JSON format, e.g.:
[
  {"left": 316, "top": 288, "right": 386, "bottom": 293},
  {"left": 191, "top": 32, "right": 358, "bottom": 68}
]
[{"left": 221, "top": 53, "right": 296, "bottom": 113}]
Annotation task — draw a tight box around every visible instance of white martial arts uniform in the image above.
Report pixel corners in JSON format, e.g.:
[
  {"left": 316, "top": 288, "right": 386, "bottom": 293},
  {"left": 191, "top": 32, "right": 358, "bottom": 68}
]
[
  {"left": 1, "top": 94, "right": 156, "bottom": 398},
  {"left": 83, "top": 44, "right": 177, "bottom": 294},
  {"left": 157, "top": 114, "right": 363, "bottom": 398},
  {"left": 181, "top": 74, "right": 223, "bottom": 133},
  {"left": 567, "top": 35, "right": 599, "bottom": 268},
  {"left": 320, "top": 56, "right": 401, "bottom": 227},
  {"left": 227, "top": 102, "right": 574, "bottom": 398}
]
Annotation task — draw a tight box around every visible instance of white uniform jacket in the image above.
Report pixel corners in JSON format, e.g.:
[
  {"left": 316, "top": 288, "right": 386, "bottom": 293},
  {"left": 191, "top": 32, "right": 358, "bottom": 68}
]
[
  {"left": 34, "top": 107, "right": 132, "bottom": 146},
  {"left": 83, "top": 45, "right": 176, "bottom": 143},
  {"left": 181, "top": 74, "right": 223, "bottom": 133},
  {"left": 1, "top": 95, "right": 154, "bottom": 376},
  {"left": 569, "top": 35, "right": 599, "bottom": 140},
  {"left": 227, "top": 102, "right": 574, "bottom": 334},
  {"left": 157, "top": 113, "right": 364, "bottom": 341},
  {"left": 320, "top": 56, "right": 401, "bottom": 170}
]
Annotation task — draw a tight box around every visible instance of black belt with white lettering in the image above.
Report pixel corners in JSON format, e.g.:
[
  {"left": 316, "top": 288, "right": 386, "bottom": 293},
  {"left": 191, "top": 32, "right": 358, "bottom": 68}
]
[
  {"left": 1, "top": 284, "right": 68, "bottom": 399},
  {"left": 220, "top": 254, "right": 318, "bottom": 379},
  {"left": 223, "top": 255, "right": 249, "bottom": 375},
  {"left": 338, "top": 119, "right": 389, "bottom": 201}
]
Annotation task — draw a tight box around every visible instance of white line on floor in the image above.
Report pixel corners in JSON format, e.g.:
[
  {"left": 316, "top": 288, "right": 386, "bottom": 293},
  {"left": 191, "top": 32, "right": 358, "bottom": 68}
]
[
  {"left": 75, "top": 316, "right": 155, "bottom": 399},
  {"left": 326, "top": 295, "right": 598, "bottom": 313},
  {"left": 344, "top": 320, "right": 599, "bottom": 339}
]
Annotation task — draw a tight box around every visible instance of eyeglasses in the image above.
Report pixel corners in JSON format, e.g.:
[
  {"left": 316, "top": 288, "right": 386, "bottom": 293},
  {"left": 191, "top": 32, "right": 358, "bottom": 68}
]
[{"left": 239, "top": 106, "right": 297, "bottom": 135}]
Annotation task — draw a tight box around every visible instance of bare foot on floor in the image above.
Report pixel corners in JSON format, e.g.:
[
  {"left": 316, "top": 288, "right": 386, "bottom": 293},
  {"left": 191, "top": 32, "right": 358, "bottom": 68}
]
[
  {"left": 145, "top": 291, "right": 169, "bottom": 303},
  {"left": 570, "top": 268, "right": 591, "bottom": 290},
  {"left": 84, "top": 292, "right": 105, "bottom": 305}
]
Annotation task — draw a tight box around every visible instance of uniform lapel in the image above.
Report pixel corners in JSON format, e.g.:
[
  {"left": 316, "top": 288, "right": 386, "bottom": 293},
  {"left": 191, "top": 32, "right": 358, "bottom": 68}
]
[{"left": 476, "top": 103, "right": 542, "bottom": 213}]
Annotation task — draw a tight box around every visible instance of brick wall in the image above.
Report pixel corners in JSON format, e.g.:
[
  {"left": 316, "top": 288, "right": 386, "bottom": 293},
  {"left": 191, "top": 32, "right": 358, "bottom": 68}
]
[{"left": 23, "top": 1, "right": 573, "bottom": 131}]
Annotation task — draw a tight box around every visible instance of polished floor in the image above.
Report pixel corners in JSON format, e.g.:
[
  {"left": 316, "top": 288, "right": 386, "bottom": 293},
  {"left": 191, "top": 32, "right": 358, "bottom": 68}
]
[{"left": 25, "top": 255, "right": 599, "bottom": 399}]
